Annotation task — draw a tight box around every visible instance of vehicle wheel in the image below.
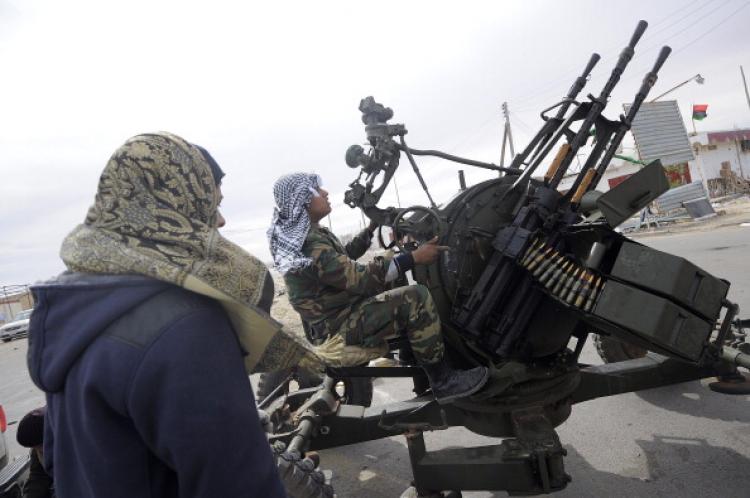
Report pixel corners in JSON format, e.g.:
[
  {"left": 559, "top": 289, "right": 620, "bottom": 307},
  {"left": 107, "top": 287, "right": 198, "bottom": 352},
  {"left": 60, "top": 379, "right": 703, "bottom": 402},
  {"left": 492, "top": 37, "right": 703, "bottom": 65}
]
[
  {"left": 2, "top": 338, "right": 11, "bottom": 343},
  {"left": 594, "top": 335, "right": 647, "bottom": 363},
  {"left": 257, "top": 368, "right": 374, "bottom": 407}
]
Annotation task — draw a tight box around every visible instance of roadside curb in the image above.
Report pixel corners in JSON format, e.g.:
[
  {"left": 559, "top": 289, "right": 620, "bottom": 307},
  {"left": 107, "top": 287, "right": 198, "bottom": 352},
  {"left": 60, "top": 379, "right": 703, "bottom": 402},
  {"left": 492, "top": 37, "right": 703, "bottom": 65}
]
[{"left": 629, "top": 214, "right": 750, "bottom": 238}]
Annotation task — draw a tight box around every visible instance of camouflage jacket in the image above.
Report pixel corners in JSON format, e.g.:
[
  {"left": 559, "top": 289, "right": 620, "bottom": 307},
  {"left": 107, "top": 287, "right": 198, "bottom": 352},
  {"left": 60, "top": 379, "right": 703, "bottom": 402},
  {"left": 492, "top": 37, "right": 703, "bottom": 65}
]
[{"left": 284, "top": 225, "right": 393, "bottom": 329}]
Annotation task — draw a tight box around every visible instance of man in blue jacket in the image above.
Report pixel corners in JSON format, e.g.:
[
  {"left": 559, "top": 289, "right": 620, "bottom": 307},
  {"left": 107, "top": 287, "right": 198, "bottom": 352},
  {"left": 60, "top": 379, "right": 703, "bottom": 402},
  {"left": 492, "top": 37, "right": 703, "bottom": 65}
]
[{"left": 27, "top": 133, "right": 289, "bottom": 498}]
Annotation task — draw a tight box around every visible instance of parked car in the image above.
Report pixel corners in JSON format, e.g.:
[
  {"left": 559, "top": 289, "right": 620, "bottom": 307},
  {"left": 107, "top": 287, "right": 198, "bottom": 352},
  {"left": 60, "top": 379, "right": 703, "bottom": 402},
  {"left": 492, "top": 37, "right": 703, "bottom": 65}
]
[
  {"left": 0, "top": 310, "right": 33, "bottom": 343},
  {"left": 0, "top": 404, "right": 30, "bottom": 498}
]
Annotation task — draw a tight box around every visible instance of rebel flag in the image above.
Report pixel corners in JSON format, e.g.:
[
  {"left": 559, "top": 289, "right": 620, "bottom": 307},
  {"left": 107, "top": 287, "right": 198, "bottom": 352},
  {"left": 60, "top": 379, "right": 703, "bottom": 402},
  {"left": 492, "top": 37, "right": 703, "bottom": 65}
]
[{"left": 692, "top": 104, "right": 708, "bottom": 121}]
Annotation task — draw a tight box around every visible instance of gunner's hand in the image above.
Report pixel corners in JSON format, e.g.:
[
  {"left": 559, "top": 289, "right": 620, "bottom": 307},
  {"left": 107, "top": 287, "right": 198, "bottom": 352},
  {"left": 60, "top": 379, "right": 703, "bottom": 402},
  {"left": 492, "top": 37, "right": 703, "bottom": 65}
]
[{"left": 411, "top": 236, "right": 450, "bottom": 265}]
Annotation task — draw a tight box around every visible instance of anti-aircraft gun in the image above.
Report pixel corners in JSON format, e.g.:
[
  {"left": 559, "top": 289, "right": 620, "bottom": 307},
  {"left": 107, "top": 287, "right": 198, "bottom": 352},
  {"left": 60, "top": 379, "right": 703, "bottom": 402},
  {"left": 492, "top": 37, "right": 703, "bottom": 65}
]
[{"left": 259, "top": 20, "right": 750, "bottom": 497}]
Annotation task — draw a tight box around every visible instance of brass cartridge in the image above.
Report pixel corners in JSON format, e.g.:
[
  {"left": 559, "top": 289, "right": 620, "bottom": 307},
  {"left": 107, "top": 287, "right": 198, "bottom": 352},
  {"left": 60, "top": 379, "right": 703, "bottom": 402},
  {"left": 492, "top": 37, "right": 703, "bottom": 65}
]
[
  {"left": 526, "top": 247, "right": 553, "bottom": 272},
  {"left": 532, "top": 250, "right": 560, "bottom": 278},
  {"left": 574, "top": 271, "right": 595, "bottom": 307},
  {"left": 546, "top": 260, "right": 572, "bottom": 290},
  {"left": 520, "top": 239, "right": 544, "bottom": 266},
  {"left": 552, "top": 262, "right": 576, "bottom": 295},
  {"left": 584, "top": 276, "right": 603, "bottom": 312},
  {"left": 538, "top": 254, "right": 564, "bottom": 284},
  {"left": 563, "top": 267, "right": 584, "bottom": 303}
]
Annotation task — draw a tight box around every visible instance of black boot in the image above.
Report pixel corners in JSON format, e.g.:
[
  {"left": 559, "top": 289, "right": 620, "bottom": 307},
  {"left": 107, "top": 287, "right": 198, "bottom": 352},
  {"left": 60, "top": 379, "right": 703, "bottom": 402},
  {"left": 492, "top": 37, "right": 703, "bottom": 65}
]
[{"left": 422, "top": 362, "right": 489, "bottom": 404}]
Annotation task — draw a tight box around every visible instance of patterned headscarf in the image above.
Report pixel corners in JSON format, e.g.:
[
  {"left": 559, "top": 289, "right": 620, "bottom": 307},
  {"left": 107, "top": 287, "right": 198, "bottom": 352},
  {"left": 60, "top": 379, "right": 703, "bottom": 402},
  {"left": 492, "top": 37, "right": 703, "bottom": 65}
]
[
  {"left": 60, "top": 133, "right": 323, "bottom": 373},
  {"left": 267, "top": 172, "right": 323, "bottom": 275}
]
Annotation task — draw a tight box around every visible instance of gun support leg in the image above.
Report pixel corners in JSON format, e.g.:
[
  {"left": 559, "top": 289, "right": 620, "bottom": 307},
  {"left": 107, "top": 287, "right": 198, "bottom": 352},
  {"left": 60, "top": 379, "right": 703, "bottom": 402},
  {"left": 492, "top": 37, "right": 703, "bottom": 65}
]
[
  {"left": 405, "top": 431, "right": 436, "bottom": 497},
  {"left": 571, "top": 353, "right": 735, "bottom": 404},
  {"left": 708, "top": 371, "right": 750, "bottom": 395},
  {"left": 709, "top": 346, "right": 750, "bottom": 394},
  {"left": 405, "top": 407, "right": 569, "bottom": 495}
]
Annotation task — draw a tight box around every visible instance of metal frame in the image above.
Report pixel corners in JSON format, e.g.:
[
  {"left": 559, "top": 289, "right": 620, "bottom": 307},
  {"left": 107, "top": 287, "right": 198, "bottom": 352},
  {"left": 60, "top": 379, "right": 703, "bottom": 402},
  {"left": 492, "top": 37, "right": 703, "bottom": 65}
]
[{"left": 267, "top": 351, "right": 735, "bottom": 495}]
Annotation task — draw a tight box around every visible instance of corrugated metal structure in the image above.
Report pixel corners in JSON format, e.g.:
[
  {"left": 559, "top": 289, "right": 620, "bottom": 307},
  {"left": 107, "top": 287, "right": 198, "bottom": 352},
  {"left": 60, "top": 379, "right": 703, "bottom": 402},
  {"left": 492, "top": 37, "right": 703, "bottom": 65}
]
[
  {"left": 623, "top": 100, "right": 694, "bottom": 166},
  {"left": 653, "top": 181, "right": 707, "bottom": 214}
]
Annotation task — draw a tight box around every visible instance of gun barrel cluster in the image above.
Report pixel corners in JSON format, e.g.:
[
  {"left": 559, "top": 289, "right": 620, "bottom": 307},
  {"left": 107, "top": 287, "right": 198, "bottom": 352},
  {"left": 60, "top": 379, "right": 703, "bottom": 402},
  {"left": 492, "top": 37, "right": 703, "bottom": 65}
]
[{"left": 520, "top": 239, "right": 604, "bottom": 312}]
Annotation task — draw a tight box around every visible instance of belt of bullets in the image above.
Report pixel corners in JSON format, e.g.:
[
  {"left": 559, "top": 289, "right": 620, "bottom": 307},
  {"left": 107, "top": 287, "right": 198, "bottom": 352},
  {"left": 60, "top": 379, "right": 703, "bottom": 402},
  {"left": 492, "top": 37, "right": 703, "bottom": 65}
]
[{"left": 519, "top": 239, "right": 603, "bottom": 312}]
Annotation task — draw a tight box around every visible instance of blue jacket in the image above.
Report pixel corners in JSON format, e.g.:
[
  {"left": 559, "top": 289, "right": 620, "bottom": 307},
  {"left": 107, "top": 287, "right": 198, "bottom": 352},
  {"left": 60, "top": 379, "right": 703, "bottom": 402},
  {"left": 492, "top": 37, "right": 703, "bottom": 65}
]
[{"left": 28, "top": 273, "right": 286, "bottom": 498}]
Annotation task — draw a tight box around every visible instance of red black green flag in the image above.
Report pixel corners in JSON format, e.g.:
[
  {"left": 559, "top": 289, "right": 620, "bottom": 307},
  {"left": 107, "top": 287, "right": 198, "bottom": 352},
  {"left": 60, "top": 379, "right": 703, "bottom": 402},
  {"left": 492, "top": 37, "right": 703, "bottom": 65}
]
[{"left": 692, "top": 104, "right": 708, "bottom": 121}]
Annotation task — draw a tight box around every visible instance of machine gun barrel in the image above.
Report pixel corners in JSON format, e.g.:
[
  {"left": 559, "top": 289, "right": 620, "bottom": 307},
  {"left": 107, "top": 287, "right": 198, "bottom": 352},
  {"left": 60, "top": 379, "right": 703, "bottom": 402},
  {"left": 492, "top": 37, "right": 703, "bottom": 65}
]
[
  {"left": 554, "top": 53, "right": 602, "bottom": 121},
  {"left": 510, "top": 52, "right": 601, "bottom": 186},
  {"left": 582, "top": 46, "right": 672, "bottom": 195},
  {"left": 548, "top": 20, "right": 648, "bottom": 188},
  {"left": 568, "top": 45, "right": 671, "bottom": 201}
]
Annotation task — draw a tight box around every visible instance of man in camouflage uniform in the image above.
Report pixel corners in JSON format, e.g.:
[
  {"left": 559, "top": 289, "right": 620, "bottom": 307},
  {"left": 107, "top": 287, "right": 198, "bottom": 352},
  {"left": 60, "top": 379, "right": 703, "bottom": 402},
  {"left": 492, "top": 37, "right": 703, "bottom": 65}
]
[{"left": 268, "top": 173, "right": 488, "bottom": 403}]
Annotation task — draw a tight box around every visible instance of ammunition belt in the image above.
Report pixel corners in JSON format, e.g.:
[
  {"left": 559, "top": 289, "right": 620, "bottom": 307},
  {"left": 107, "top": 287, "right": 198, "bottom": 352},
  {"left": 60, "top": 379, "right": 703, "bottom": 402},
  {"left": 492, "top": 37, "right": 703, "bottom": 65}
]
[{"left": 519, "top": 238, "right": 604, "bottom": 311}]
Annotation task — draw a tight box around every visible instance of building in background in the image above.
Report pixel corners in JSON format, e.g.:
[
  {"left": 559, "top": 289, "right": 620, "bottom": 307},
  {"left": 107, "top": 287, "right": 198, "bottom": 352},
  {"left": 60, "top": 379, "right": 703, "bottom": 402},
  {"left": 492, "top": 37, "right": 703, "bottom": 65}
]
[
  {"left": 559, "top": 101, "right": 700, "bottom": 194},
  {"left": 689, "top": 129, "right": 750, "bottom": 197},
  {"left": 560, "top": 103, "right": 750, "bottom": 201}
]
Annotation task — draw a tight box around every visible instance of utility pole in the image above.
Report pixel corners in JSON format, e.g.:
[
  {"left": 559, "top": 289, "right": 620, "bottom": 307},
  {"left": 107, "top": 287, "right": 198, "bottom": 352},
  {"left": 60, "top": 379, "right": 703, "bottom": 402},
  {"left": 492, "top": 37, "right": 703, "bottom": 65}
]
[
  {"left": 741, "top": 66, "right": 750, "bottom": 112},
  {"left": 393, "top": 176, "right": 402, "bottom": 208},
  {"left": 499, "top": 102, "right": 516, "bottom": 168}
]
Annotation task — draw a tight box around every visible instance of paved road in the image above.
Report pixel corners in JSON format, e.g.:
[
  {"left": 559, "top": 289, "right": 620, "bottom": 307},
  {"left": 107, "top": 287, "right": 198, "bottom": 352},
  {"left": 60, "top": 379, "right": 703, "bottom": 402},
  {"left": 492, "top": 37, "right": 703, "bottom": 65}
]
[
  {"left": 0, "top": 338, "right": 45, "bottom": 461},
  {"left": 638, "top": 224, "right": 750, "bottom": 314},
  {"left": 1, "top": 225, "right": 749, "bottom": 497}
]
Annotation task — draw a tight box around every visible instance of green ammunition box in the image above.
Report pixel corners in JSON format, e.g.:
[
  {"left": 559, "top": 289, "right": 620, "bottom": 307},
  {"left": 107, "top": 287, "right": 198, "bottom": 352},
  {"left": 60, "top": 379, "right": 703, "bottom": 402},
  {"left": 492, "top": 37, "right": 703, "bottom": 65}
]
[
  {"left": 593, "top": 280, "right": 711, "bottom": 362},
  {"left": 610, "top": 242, "right": 728, "bottom": 320}
]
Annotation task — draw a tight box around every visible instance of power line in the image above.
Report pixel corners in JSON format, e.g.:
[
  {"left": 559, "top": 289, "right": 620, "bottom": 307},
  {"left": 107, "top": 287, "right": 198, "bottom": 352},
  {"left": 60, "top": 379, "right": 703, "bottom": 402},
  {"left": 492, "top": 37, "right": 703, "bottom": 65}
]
[
  {"left": 641, "top": 0, "right": 706, "bottom": 28},
  {"left": 509, "top": 110, "right": 534, "bottom": 134},
  {"left": 513, "top": 0, "right": 720, "bottom": 110},
  {"left": 441, "top": 113, "right": 500, "bottom": 155},
  {"left": 669, "top": 1, "right": 750, "bottom": 55},
  {"left": 510, "top": 0, "right": 723, "bottom": 112},
  {"left": 635, "top": 0, "right": 729, "bottom": 56},
  {"left": 636, "top": 0, "right": 719, "bottom": 46},
  {"left": 619, "top": 1, "right": 750, "bottom": 88}
]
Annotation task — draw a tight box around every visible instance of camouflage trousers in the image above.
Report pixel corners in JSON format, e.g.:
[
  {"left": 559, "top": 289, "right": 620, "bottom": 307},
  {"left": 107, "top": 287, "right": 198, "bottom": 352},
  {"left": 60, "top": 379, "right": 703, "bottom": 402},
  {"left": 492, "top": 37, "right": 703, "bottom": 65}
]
[{"left": 332, "top": 284, "right": 445, "bottom": 365}]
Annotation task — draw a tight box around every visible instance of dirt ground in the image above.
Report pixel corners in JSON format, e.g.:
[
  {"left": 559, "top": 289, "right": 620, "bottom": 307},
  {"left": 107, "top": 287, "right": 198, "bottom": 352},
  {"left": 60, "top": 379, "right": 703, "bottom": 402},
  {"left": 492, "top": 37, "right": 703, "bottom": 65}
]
[{"left": 269, "top": 270, "right": 304, "bottom": 336}]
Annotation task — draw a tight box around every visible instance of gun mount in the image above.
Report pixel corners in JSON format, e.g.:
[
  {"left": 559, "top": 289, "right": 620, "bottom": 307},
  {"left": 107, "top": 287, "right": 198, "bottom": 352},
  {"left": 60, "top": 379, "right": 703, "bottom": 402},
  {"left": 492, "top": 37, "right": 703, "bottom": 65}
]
[
  {"left": 261, "top": 20, "right": 750, "bottom": 498},
  {"left": 342, "top": 21, "right": 709, "bottom": 366}
]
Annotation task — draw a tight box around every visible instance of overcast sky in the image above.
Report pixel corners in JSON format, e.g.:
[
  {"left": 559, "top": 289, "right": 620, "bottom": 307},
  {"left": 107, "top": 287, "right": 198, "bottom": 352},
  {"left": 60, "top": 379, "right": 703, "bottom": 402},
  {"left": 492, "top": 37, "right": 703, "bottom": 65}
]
[{"left": 1, "top": 0, "right": 749, "bottom": 285}]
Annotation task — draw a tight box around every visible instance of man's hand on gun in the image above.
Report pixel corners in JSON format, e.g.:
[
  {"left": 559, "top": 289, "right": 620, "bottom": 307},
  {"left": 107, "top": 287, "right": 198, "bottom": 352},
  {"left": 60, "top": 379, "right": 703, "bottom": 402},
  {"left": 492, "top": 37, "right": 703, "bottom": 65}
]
[{"left": 412, "top": 236, "right": 450, "bottom": 265}]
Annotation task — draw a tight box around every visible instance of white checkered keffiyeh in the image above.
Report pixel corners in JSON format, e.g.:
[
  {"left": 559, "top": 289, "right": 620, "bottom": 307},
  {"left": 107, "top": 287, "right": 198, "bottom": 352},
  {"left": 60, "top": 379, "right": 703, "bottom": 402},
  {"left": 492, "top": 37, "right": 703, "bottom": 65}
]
[{"left": 267, "top": 173, "right": 323, "bottom": 275}]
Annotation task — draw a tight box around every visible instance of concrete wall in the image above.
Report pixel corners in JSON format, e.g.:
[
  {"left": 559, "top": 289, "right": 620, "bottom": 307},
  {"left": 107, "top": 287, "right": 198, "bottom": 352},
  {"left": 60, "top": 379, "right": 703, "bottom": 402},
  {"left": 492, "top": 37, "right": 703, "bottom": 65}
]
[{"left": 689, "top": 137, "right": 750, "bottom": 181}]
